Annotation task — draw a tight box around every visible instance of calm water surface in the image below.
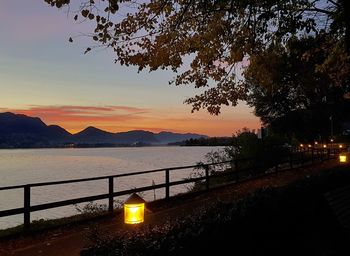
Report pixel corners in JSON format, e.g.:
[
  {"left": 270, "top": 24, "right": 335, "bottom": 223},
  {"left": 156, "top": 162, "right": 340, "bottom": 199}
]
[{"left": 0, "top": 146, "right": 222, "bottom": 229}]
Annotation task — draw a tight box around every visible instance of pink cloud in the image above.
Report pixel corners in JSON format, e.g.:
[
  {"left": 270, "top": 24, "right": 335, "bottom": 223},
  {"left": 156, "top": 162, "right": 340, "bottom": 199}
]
[
  {"left": 1, "top": 105, "right": 149, "bottom": 133},
  {"left": 27, "top": 105, "right": 148, "bottom": 115}
]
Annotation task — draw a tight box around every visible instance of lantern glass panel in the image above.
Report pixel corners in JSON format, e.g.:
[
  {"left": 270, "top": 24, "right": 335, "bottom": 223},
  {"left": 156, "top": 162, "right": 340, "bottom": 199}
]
[{"left": 124, "top": 203, "right": 144, "bottom": 224}]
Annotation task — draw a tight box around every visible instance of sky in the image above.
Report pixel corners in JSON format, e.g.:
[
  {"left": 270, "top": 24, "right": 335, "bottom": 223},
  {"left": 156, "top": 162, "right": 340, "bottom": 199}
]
[{"left": 0, "top": 0, "right": 261, "bottom": 136}]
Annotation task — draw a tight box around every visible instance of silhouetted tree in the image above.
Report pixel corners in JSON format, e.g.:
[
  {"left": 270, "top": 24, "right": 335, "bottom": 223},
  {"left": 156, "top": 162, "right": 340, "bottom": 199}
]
[{"left": 244, "top": 34, "right": 350, "bottom": 140}]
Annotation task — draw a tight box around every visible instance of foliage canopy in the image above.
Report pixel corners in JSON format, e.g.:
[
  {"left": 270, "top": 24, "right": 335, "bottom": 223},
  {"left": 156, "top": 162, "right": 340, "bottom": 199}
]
[{"left": 45, "top": 0, "right": 350, "bottom": 115}]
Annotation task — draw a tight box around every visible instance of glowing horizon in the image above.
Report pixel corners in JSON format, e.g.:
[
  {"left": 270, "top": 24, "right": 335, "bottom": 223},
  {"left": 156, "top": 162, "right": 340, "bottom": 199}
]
[
  {"left": 1, "top": 104, "right": 261, "bottom": 137},
  {"left": 0, "top": 1, "right": 261, "bottom": 137}
]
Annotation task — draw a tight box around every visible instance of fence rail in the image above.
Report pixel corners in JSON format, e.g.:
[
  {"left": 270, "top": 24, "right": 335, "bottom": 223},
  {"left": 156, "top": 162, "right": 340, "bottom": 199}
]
[{"left": 0, "top": 146, "right": 345, "bottom": 231}]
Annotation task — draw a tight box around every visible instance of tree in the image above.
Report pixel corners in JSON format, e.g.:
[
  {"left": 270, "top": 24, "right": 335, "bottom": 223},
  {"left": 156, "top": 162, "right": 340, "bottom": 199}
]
[
  {"left": 45, "top": 0, "right": 350, "bottom": 114},
  {"left": 244, "top": 34, "right": 350, "bottom": 140}
]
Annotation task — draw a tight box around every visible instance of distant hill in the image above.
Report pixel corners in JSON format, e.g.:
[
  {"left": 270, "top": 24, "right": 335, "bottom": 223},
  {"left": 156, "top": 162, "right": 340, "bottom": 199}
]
[
  {"left": 155, "top": 131, "right": 207, "bottom": 144},
  {"left": 114, "top": 130, "right": 158, "bottom": 144},
  {"left": 0, "top": 112, "right": 207, "bottom": 148},
  {"left": 0, "top": 112, "right": 71, "bottom": 147},
  {"left": 72, "top": 128, "right": 159, "bottom": 144},
  {"left": 73, "top": 126, "right": 116, "bottom": 143}
]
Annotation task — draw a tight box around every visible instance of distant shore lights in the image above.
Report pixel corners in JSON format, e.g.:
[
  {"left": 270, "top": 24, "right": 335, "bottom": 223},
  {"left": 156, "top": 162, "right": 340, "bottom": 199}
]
[{"left": 124, "top": 193, "right": 146, "bottom": 224}]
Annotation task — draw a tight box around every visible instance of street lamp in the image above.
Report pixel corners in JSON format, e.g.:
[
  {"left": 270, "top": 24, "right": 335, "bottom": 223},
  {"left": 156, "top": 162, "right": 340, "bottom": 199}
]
[{"left": 330, "top": 115, "right": 333, "bottom": 140}]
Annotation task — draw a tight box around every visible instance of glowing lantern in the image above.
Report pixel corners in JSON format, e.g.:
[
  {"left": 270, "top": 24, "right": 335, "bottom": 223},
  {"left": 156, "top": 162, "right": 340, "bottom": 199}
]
[
  {"left": 323, "top": 144, "right": 327, "bottom": 148},
  {"left": 339, "top": 152, "right": 350, "bottom": 163},
  {"left": 124, "top": 193, "right": 146, "bottom": 224},
  {"left": 330, "top": 139, "right": 334, "bottom": 142},
  {"left": 315, "top": 141, "right": 318, "bottom": 145},
  {"left": 339, "top": 144, "right": 343, "bottom": 149},
  {"left": 300, "top": 144, "right": 304, "bottom": 147},
  {"left": 308, "top": 144, "right": 312, "bottom": 148}
]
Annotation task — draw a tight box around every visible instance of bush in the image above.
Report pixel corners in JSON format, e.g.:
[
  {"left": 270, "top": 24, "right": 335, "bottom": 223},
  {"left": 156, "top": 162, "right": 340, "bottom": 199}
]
[{"left": 81, "top": 169, "right": 350, "bottom": 256}]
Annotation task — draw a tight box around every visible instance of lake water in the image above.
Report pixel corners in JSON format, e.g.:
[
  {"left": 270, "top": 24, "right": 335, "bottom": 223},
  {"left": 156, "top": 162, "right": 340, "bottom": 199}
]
[{"left": 0, "top": 146, "right": 222, "bottom": 229}]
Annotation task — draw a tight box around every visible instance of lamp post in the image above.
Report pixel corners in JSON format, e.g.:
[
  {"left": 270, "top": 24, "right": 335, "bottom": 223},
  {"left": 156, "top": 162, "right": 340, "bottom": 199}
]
[{"left": 330, "top": 115, "right": 333, "bottom": 140}]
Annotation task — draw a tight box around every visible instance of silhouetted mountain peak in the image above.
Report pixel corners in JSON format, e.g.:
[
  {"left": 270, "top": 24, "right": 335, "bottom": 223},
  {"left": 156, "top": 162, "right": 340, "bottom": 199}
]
[
  {"left": 0, "top": 112, "right": 47, "bottom": 133},
  {"left": 76, "top": 126, "right": 113, "bottom": 136},
  {"left": 0, "top": 111, "right": 45, "bottom": 124},
  {"left": 0, "top": 112, "right": 71, "bottom": 147},
  {"left": 0, "top": 112, "right": 16, "bottom": 118},
  {"left": 47, "top": 125, "right": 72, "bottom": 137}
]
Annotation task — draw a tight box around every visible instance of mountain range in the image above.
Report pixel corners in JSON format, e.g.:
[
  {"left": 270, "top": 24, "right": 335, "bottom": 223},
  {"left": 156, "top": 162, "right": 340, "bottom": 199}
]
[{"left": 0, "top": 112, "right": 207, "bottom": 148}]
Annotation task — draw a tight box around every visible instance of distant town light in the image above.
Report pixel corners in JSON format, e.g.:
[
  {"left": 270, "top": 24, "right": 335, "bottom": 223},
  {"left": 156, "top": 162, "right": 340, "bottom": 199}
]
[
  {"left": 300, "top": 144, "right": 304, "bottom": 147},
  {"left": 330, "top": 139, "right": 334, "bottom": 142},
  {"left": 315, "top": 141, "right": 318, "bottom": 145},
  {"left": 339, "top": 154, "right": 349, "bottom": 163},
  {"left": 323, "top": 144, "right": 327, "bottom": 148},
  {"left": 308, "top": 144, "right": 312, "bottom": 148},
  {"left": 124, "top": 193, "right": 146, "bottom": 224},
  {"left": 339, "top": 144, "right": 343, "bottom": 148}
]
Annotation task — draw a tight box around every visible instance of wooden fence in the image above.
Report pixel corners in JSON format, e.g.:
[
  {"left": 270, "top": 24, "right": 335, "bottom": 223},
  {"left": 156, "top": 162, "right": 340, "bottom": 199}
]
[{"left": 0, "top": 146, "right": 345, "bottom": 231}]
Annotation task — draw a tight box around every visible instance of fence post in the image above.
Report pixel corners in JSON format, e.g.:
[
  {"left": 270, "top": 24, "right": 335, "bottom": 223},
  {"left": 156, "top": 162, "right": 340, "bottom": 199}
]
[
  {"left": 24, "top": 185, "right": 31, "bottom": 231},
  {"left": 108, "top": 177, "right": 114, "bottom": 214},
  {"left": 234, "top": 158, "right": 238, "bottom": 171},
  {"left": 204, "top": 165, "right": 210, "bottom": 190},
  {"left": 165, "top": 169, "right": 170, "bottom": 199}
]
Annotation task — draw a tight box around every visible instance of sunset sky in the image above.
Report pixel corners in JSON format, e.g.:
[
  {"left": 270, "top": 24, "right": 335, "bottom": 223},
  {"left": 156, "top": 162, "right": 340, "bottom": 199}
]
[{"left": 0, "top": 1, "right": 261, "bottom": 136}]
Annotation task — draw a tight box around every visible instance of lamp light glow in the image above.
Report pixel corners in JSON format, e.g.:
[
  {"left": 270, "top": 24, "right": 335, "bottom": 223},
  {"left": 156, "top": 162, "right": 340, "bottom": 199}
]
[
  {"left": 339, "top": 144, "right": 343, "bottom": 148},
  {"left": 339, "top": 153, "right": 349, "bottom": 163},
  {"left": 300, "top": 144, "right": 304, "bottom": 147},
  {"left": 124, "top": 193, "right": 145, "bottom": 224},
  {"left": 340, "top": 155, "right": 347, "bottom": 163},
  {"left": 323, "top": 144, "right": 327, "bottom": 148}
]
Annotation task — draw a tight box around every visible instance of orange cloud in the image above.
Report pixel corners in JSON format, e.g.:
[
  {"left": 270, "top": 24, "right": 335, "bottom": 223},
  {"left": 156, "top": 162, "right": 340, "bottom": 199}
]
[
  {"left": 0, "top": 105, "right": 148, "bottom": 134},
  {"left": 1, "top": 104, "right": 261, "bottom": 136}
]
